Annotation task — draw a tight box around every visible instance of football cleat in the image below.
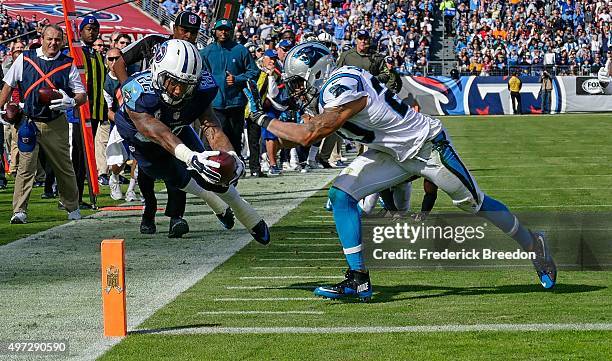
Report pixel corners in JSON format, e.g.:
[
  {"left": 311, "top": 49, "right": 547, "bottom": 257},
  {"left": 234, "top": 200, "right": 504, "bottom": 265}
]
[
  {"left": 314, "top": 269, "right": 372, "bottom": 302},
  {"left": 140, "top": 216, "right": 156, "bottom": 234},
  {"left": 10, "top": 211, "right": 27, "bottom": 224},
  {"left": 250, "top": 219, "right": 270, "bottom": 245},
  {"left": 216, "top": 207, "right": 235, "bottom": 230},
  {"left": 530, "top": 232, "right": 557, "bottom": 289},
  {"left": 168, "top": 217, "right": 189, "bottom": 238}
]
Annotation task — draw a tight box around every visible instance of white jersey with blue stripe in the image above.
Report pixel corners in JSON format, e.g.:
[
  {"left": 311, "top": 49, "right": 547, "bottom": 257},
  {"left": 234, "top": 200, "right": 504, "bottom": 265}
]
[{"left": 318, "top": 66, "right": 441, "bottom": 162}]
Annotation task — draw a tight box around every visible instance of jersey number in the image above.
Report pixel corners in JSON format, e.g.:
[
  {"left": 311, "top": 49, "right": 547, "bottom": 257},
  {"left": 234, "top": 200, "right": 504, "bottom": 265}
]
[{"left": 371, "top": 77, "right": 409, "bottom": 118}]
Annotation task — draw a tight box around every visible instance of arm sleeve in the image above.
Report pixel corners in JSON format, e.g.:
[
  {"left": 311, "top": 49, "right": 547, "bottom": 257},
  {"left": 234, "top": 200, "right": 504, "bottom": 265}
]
[
  {"left": 3, "top": 54, "right": 23, "bottom": 87},
  {"left": 68, "top": 63, "right": 86, "bottom": 94},
  {"left": 120, "top": 35, "right": 154, "bottom": 65},
  {"left": 319, "top": 74, "right": 368, "bottom": 110}
]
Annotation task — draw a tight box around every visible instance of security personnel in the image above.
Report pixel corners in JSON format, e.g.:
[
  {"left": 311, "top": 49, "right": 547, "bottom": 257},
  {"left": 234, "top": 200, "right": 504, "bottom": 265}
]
[
  {"left": 72, "top": 15, "right": 108, "bottom": 209},
  {"left": 508, "top": 71, "right": 522, "bottom": 114},
  {"left": 0, "top": 24, "right": 87, "bottom": 223}
]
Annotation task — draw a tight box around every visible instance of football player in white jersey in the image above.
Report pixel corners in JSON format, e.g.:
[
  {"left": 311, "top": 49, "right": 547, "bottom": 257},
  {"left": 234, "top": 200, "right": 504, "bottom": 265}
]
[{"left": 245, "top": 42, "right": 557, "bottom": 301}]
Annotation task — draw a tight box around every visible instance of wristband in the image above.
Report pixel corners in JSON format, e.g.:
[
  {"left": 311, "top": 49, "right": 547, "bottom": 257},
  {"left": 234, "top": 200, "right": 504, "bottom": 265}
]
[{"left": 174, "top": 144, "right": 192, "bottom": 164}]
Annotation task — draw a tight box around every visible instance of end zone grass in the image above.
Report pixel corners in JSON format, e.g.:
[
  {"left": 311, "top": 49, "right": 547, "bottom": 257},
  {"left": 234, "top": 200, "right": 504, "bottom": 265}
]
[{"left": 100, "top": 115, "right": 612, "bottom": 360}]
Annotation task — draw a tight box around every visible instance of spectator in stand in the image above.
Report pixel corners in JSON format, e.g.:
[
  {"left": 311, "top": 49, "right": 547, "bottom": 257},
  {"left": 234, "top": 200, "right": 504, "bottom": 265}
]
[{"left": 162, "top": 0, "right": 179, "bottom": 16}]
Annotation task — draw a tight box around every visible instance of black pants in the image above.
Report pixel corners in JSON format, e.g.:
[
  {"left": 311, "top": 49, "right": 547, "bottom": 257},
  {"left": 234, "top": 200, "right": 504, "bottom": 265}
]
[
  {"left": 138, "top": 171, "right": 186, "bottom": 220},
  {"left": 71, "top": 124, "right": 86, "bottom": 203},
  {"left": 510, "top": 92, "right": 522, "bottom": 114},
  {"left": 246, "top": 118, "right": 261, "bottom": 173},
  {"left": 214, "top": 107, "right": 245, "bottom": 156}
]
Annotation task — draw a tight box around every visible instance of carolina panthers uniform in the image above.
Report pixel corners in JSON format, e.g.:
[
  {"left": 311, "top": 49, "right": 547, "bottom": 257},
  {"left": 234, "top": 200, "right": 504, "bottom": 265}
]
[
  {"left": 114, "top": 70, "right": 227, "bottom": 193},
  {"left": 320, "top": 66, "right": 483, "bottom": 213}
]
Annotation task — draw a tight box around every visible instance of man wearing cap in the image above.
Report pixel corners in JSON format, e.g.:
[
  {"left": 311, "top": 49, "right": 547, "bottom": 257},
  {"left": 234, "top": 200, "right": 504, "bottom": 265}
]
[
  {"left": 200, "top": 18, "right": 259, "bottom": 165},
  {"left": 0, "top": 24, "right": 87, "bottom": 223},
  {"left": 276, "top": 39, "right": 293, "bottom": 62},
  {"left": 112, "top": 10, "right": 211, "bottom": 237},
  {"left": 71, "top": 15, "right": 108, "bottom": 210}
]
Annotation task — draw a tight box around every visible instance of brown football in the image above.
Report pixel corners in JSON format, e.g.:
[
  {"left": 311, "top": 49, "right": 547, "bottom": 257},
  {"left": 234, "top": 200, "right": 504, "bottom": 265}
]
[
  {"left": 38, "top": 87, "right": 62, "bottom": 106},
  {"left": 209, "top": 151, "right": 236, "bottom": 185},
  {"left": 4, "top": 103, "right": 23, "bottom": 124}
]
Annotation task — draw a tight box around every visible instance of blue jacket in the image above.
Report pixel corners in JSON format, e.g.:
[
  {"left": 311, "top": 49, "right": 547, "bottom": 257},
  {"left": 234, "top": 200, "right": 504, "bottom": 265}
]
[{"left": 200, "top": 41, "right": 259, "bottom": 109}]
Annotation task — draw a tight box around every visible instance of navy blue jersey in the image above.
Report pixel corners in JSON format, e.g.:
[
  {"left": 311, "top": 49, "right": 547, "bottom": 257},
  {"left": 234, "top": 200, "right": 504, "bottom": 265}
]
[{"left": 115, "top": 70, "right": 217, "bottom": 144}]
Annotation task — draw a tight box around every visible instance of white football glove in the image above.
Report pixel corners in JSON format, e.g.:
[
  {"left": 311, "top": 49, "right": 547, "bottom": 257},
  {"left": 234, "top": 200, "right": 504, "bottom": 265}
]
[
  {"left": 228, "top": 151, "right": 245, "bottom": 185},
  {"left": 49, "top": 89, "right": 76, "bottom": 111}
]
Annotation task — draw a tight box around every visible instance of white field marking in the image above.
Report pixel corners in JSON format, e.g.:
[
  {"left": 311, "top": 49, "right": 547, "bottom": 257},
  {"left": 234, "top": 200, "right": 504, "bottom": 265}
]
[
  {"left": 480, "top": 187, "right": 603, "bottom": 191},
  {"left": 199, "top": 311, "right": 323, "bottom": 315},
  {"left": 214, "top": 297, "right": 323, "bottom": 302},
  {"left": 139, "top": 323, "right": 612, "bottom": 335},
  {"left": 239, "top": 276, "right": 341, "bottom": 280},
  {"left": 274, "top": 243, "right": 338, "bottom": 247},
  {"left": 432, "top": 204, "right": 612, "bottom": 210},
  {"left": 304, "top": 220, "right": 334, "bottom": 223},
  {"left": 476, "top": 174, "right": 612, "bottom": 178},
  {"left": 291, "top": 231, "right": 337, "bottom": 234},
  {"left": 259, "top": 258, "right": 345, "bottom": 261},
  {"left": 225, "top": 286, "right": 314, "bottom": 290},
  {"left": 286, "top": 237, "right": 337, "bottom": 240},
  {"left": 251, "top": 266, "right": 344, "bottom": 270},
  {"left": 269, "top": 251, "right": 340, "bottom": 254},
  {"left": 308, "top": 215, "right": 334, "bottom": 218}
]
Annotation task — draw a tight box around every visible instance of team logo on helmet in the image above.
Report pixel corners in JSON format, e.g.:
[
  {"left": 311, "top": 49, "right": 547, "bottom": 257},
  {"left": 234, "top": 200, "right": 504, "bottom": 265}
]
[
  {"left": 292, "top": 45, "right": 328, "bottom": 65},
  {"left": 154, "top": 42, "right": 168, "bottom": 63},
  {"left": 189, "top": 15, "right": 198, "bottom": 24}
]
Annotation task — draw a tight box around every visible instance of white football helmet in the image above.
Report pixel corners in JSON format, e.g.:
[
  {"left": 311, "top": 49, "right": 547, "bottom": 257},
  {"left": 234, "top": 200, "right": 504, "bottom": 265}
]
[
  {"left": 283, "top": 42, "right": 336, "bottom": 110},
  {"left": 151, "top": 39, "right": 202, "bottom": 105}
]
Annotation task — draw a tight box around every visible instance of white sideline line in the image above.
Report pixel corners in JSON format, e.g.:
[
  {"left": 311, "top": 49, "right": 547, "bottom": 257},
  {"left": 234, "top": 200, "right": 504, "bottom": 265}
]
[
  {"left": 274, "top": 243, "right": 338, "bottom": 247},
  {"left": 142, "top": 323, "right": 612, "bottom": 335},
  {"left": 251, "top": 266, "right": 343, "bottom": 270},
  {"left": 269, "top": 251, "right": 339, "bottom": 254},
  {"left": 240, "top": 276, "right": 340, "bottom": 280},
  {"left": 477, "top": 174, "right": 612, "bottom": 178},
  {"left": 433, "top": 204, "right": 612, "bottom": 210},
  {"left": 308, "top": 215, "right": 334, "bottom": 218},
  {"left": 304, "top": 220, "right": 334, "bottom": 223},
  {"left": 291, "top": 231, "right": 337, "bottom": 234},
  {"left": 215, "top": 297, "right": 323, "bottom": 302},
  {"left": 259, "top": 258, "right": 345, "bottom": 261},
  {"left": 225, "top": 286, "right": 314, "bottom": 290},
  {"left": 287, "top": 237, "right": 337, "bottom": 240},
  {"left": 199, "top": 311, "right": 323, "bottom": 315}
]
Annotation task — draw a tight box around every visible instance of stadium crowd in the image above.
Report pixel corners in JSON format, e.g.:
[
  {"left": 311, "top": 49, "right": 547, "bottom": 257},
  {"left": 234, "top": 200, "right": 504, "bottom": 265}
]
[{"left": 451, "top": 0, "right": 612, "bottom": 75}]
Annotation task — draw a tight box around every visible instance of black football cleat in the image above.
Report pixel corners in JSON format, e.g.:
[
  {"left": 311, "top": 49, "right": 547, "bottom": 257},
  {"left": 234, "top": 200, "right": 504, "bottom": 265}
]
[
  {"left": 314, "top": 269, "right": 373, "bottom": 302},
  {"left": 168, "top": 217, "right": 189, "bottom": 238},
  {"left": 530, "top": 232, "right": 557, "bottom": 289},
  {"left": 216, "top": 207, "right": 235, "bottom": 230},
  {"left": 140, "top": 216, "right": 156, "bottom": 234},
  {"left": 250, "top": 219, "right": 270, "bottom": 245}
]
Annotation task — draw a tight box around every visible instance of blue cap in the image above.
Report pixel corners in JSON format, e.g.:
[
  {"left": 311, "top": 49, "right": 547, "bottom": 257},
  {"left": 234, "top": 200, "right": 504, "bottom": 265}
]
[
  {"left": 264, "top": 49, "right": 278, "bottom": 58},
  {"left": 18, "top": 120, "right": 37, "bottom": 152},
  {"left": 278, "top": 39, "right": 294, "bottom": 50},
  {"left": 214, "top": 18, "right": 233, "bottom": 30},
  {"left": 357, "top": 29, "right": 370, "bottom": 38},
  {"left": 79, "top": 15, "right": 99, "bottom": 32}
]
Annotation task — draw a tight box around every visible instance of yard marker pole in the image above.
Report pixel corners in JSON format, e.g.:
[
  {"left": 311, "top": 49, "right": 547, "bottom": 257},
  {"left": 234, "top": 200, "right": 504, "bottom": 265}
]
[{"left": 101, "top": 239, "right": 127, "bottom": 337}]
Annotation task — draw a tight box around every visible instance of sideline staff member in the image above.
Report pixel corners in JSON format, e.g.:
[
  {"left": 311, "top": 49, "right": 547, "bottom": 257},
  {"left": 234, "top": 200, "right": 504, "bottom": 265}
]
[{"left": 0, "top": 24, "right": 87, "bottom": 223}]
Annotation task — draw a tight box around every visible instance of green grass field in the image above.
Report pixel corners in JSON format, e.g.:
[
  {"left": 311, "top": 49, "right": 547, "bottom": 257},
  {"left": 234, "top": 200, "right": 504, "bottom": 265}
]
[
  {"left": 2, "top": 115, "right": 611, "bottom": 360},
  {"left": 96, "top": 115, "right": 612, "bottom": 360}
]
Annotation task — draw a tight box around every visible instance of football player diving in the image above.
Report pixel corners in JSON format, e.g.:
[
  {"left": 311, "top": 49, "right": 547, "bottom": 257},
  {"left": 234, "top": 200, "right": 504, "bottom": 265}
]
[
  {"left": 244, "top": 42, "right": 556, "bottom": 301},
  {"left": 115, "top": 39, "right": 270, "bottom": 244}
]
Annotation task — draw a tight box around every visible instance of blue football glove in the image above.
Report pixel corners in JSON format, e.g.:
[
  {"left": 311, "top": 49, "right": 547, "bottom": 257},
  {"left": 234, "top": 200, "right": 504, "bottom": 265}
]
[{"left": 243, "top": 80, "right": 272, "bottom": 128}]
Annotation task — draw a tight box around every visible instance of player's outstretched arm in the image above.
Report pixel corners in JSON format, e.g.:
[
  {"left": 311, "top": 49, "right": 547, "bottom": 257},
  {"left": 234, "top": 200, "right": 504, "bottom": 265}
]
[
  {"left": 261, "top": 97, "right": 367, "bottom": 147},
  {"left": 127, "top": 108, "right": 182, "bottom": 152}
]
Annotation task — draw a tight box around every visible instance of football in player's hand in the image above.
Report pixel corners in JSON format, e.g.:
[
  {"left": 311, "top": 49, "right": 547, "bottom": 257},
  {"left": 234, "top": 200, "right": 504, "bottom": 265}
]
[
  {"left": 209, "top": 151, "right": 236, "bottom": 185},
  {"left": 38, "top": 87, "right": 62, "bottom": 106},
  {"left": 4, "top": 103, "right": 23, "bottom": 124}
]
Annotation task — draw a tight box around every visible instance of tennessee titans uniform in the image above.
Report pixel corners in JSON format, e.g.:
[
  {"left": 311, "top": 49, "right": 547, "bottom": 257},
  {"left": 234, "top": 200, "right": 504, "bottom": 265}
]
[{"left": 115, "top": 70, "right": 227, "bottom": 192}]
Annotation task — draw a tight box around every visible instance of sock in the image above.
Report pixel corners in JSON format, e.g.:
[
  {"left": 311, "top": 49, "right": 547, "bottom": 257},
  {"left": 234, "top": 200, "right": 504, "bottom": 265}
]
[
  {"left": 307, "top": 146, "right": 319, "bottom": 163},
  {"left": 329, "top": 187, "right": 364, "bottom": 271},
  {"left": 180, "top": 178, "right": 228, "bottom": 214},
  {"left": 361, "top": 193, "right": 379, "bottom": 215},
  {"left": 110, "top": 173, "right": 120, "bottom": 183},
  {"left": 127, "top": 178, "right": 136, "bottom": 193},
  {"left": 217, "top": 185, "right": 261, "bottom": 229},
  {"left": 477, "top": 195, "right": 534, "bottom": 250}
]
